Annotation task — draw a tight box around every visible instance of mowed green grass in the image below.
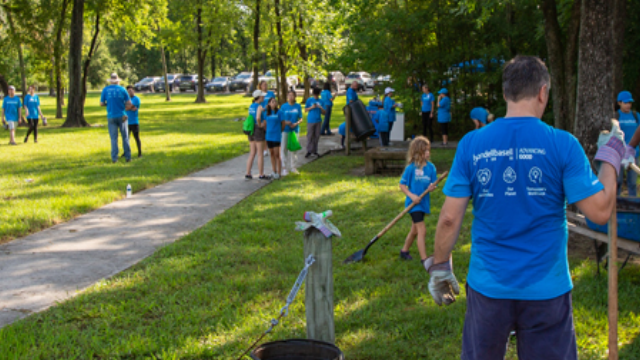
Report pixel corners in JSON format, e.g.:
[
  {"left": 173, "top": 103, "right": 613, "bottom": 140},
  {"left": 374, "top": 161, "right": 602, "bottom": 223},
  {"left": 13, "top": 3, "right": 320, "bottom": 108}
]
[
  {"left": 0, "top": 91, "right": 352, "bottom": 243},
  {"left": 0, "top": 153, "right": 638, "bottom": 359}
]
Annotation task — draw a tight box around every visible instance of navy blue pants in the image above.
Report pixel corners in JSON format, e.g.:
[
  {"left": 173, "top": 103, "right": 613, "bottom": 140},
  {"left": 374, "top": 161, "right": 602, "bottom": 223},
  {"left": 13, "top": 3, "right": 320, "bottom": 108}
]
[
  {"left": 462, "top": 285, "right": 577, "bottom": 360},
  {"left": 320, "top": 105, "right": 333, "bottom": 135}
]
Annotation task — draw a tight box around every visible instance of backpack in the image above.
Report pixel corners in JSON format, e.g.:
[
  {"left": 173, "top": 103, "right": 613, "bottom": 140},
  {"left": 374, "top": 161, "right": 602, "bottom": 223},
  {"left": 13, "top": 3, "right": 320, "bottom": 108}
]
[{"left": 243, "top": 115, "right": 255, "bottom": 136}]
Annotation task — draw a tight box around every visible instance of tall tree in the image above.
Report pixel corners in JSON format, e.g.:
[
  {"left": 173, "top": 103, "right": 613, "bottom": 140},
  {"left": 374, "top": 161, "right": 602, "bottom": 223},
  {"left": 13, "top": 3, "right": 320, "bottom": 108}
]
[
  {"left": 574, "top": 0, "right": 613, "bottom": 159},
  {"left": 63, "top": 0, "right": 89, "bottom": 127},
  {"left": 5, "top": 3, "right": 27, "bottom": 101},
  {"left": 611, "top": 0, "right": 626, "bottom": 102},
  {"left": 252, "top": 0, "right": 261, "bottom": 93}
]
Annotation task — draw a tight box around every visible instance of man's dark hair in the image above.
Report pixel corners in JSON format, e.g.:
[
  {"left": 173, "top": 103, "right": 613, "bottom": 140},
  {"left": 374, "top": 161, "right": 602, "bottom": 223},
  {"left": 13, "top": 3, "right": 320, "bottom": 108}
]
[
  {"left": 127, "top": 85, "right": 134, "bottom": 90},
  {"left": 323, "top": 82, "right": 331, "bottom": 91},
  {"left": 502, "top": 56, "right": 550, "bottom": 102},
  {"left": 313, "top": 87, "right": 321, "bottom": 96}
]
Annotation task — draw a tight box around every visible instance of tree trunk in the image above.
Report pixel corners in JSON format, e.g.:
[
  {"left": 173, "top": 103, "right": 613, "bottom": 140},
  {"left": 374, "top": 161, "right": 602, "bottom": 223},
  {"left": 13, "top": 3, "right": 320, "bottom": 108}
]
[
  {"left": 81, "top": 11, "right": 100, "bottom": 108},
  {"left": 275, "top": 0, "right": 287, "bottom": 103},
  {"left": 574, "top": 0, "right": 613, "bottom": 160},
  {"left": 195, "top": 7, "right": 207, "bottom": 103},
  {"left": 210, "top": 52, "right": 216, "bottom": 79},
  {"left": 63, "top": 0, "right": 89, "bottom": 128},
  {"left": 159, "top": 26, "right": 171, "bottom": 101},
  {"left": 295, "top": 13, "right": 310, "bottom": 101},
  {"left": 49, "top": 63, "right": 56, "bottom": 97},
  {"left": 563, "top": 0, "right": 581, "bottom": 134},
  {"left": 252, "top": 0, "right": 261, "bottom": 93},
  {"left": 0, "top": 74, "right": 9, "bottom": 95},
  {"left": 611, "top": 0, "right": 626, "bottom": 102},
  {"left": 6, "top": 10, "right": 27, "bottom": 101},
  {"left": 55, "top": 0, "right": 71, "bottom": 118}
]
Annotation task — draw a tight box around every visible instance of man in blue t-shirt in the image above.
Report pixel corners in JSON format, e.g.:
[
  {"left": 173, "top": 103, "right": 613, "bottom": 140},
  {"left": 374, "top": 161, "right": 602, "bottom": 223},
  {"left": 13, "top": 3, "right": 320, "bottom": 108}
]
[
  {"left": 305, "top": 87, "right": 325, "bottom": 158},
  {"left": 420, "top": 85, "right": 435, "bottom": 140},
  {"left": 346, "top": 81, "right": 359, "bottom": 105},
  {"left": 2, "top": 86, "right": 22, "bottom": 145},
  {"left": 126, "top": 86, "right": 142, "bottom": 158},
  {"left": 100, "top": 73, "right": 134, "bottom": 163},
  {"left": 470, "top": 107, "right": 495, "bottom": 130},
  {"left": 427, "top": 56, "right": 621, "bottom": 359},
  {"left": 614, "top": 91, "right": 638, "bottom": 197}
]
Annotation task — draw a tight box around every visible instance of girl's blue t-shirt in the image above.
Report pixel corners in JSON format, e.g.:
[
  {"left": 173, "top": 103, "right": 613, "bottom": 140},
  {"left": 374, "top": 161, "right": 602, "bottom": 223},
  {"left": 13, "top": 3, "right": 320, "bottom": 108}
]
[
  {"left": 320, "top": 90, "right": 333, "bottom": 108},
  {"left": 280, "top": 102, "right": 302, "bottom": 133},
  {"left": 438, "top": 97, "right": 451, "bottom": 123},
  {"left": 24, "top": 94, "right": 40, "bottom": 119},
  {"left": 249, "top": 102, "right": 261, "bottom": 124},
  {"left": 399, "top": 162, "right": 437, "bottom": 214},
  {"left": 384, "top": 96, "right": 396, "bottom": 122},
  {"left": 617, "top": 110, "right": 639, "bottom": 151},
  {"left": 377, "top": 109, "right": 389, "bottom": 132},
  {"left": 305, "top": 97, "right": 322, "bottom": 124},
  {"left": 265, "top": 112, "right": 282, "bottom": 142},
  {"left": 421, "top": 93, "right": 435, "bottom": 112}
]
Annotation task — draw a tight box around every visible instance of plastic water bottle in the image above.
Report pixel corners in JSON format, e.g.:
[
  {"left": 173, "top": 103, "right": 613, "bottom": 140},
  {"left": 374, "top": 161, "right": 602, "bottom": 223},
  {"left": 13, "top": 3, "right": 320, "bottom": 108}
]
[{"left": 126, "top": 184, "right": 132, "bottom": 198}]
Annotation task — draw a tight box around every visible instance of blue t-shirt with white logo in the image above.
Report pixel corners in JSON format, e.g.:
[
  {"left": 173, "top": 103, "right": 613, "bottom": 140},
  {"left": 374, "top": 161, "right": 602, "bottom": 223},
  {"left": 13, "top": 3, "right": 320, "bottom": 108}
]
[
  {"left": 617, "top": 110, "right": 639, "bottom": 152},
  {"left": 400, "top": 162, "right": 437, "bottom": 214},
  {"left": 2, "top": 96, "right": 22, "bottom": 122},
  {"left": 421, "top": 93, "right": 435, "bottom": 112},
  {"left": 265, "top": 112, "right": 282, "bottom": 142},
  {"left": 470, "top": 107, "right": 488, "bottom": 124},
  {"left": 24, "top": 94, "right": 40, "bottom": 119},
  {"left": 305, "top": 97, "right": 322, "bottom": 124},
  {"left": 438, "top": 97, "right": 451, "bottom": 123},
  {"left": 280, "top": 102, "right": 302, "bottom": 133},
  {"left": 320, "top": 90, "right": 333, "bottom": 108},
  {"left": 346, "top": 88, "right": 358, "bottom": 104},
  {"left": 262, "top": 91, "right": 276, "bottom": 108},
  {"left": 100, "top": 85, "right": 131, "bottom": 119},
  {"left": 377, "top": 109, "right": 389, "bottom": 132},
  {"left": 249, "top": 102, "right": 262, "bottom": 124},
  {"left": 384, "top": 96, "right": 396, "bottom": 123},
  {"left": 126, "top": 96, "right": 141, "bottom": 125},
  {"left": 444, "top": 117, "right": 604, "bottom": 300}
]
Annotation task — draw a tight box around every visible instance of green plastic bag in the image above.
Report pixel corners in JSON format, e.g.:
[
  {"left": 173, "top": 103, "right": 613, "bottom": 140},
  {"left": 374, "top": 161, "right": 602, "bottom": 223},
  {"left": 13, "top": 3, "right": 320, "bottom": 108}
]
[
  {"left": 243, "top": 115, "right": 255, "bottom": 136},
  {"left": 287, "top": 131, "right": 302, "bottom": 152}
]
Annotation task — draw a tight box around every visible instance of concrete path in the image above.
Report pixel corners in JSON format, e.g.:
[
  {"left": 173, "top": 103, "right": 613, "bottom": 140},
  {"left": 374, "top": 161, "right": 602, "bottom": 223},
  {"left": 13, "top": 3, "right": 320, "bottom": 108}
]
[{"left": 0, "top": 134, "right": 344, "bottom": 328}]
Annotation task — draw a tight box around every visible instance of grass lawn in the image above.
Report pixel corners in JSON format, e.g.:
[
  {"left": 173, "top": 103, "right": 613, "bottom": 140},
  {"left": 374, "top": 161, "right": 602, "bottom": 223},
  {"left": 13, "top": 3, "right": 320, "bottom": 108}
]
[
  {"left": 0, "top": 91, "right": 355, "bottom": 243},
  {"left": 1, "top": 151, "right": 638, "bottom": 359}
]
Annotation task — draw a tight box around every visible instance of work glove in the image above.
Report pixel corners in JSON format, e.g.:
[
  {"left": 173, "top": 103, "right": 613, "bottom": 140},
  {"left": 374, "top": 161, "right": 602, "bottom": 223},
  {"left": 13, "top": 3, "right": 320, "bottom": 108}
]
[
  {"left": 621, "top": 145, "right": 637, "bottom": 170},
  {"left": 426, "top": 256, "right": 460, "bottom": 306},
  {"left": 594, "top": 120, "right": 626, "bottom": 175}
]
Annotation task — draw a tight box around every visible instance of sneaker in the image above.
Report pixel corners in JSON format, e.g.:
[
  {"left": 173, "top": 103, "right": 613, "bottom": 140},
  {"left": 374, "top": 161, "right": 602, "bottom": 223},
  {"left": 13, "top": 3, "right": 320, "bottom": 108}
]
[
  {"left": 291, "top": 168, "right": 300, "bottom": 174},
  {"left": 305, "top": 152, "right": 311, "bottom": 158},
  {"left": 282, "top": 169, "right": 289, "bottom": 176},
  {"left": 400, "top": 251, "right": 413, "bottom": 261},
  {"left": 264, "top": 150, "right": 269, "bottom": 157},
  {"left": 126, "top": 159, "right": 131, "bottom": 163},
  {"left": 313, "top": 153, "right": 321, "bottom": 158},
  {"left": 259, "top": 175, "right": 270, "bottom": 180},
  {"left": 138, "top": 154, "right": 142, "bottom": 158},
  {"left": 245, "top": 174, "right": 253, "bottom": 180},
  {"left": 273, "top": 173, "right": 280, "bottom": 180},
  {"left": 24, "top": 137, "right": 28, "bottom": 143}
]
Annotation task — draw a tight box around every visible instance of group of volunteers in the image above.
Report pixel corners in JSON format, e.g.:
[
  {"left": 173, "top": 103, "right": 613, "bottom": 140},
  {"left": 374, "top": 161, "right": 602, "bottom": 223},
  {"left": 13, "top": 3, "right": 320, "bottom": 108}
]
[
  {"left": 244, "top": 80, "right": 337, "bottom": 180},
  {"left": 2, "top": 85, "right": 46, "bottom": 145},
  {"left": 396, "top": 55, "right": 638, "bottom": 360}
]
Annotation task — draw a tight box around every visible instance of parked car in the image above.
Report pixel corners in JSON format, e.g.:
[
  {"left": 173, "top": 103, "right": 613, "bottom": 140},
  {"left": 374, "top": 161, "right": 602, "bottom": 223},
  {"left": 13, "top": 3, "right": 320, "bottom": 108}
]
[
  {"left": 327, "top": 71, "right": 345, "bottom": 91},
  {"left": 345, "top": 72, "right": 374, "bottom": 91},
  {"left": 178, "top": 74, "right": 207, "bottom": 92},
  {"left": 205, "top": 77, "right": 231, "bottom": 92},
  {"left": 259, "top": 70, "right": 278, "bottom": 89},
  {"left": 134, "top": 77, "right": 161, "bottom": 92},
  {"left": 229, "top": 72, "right": 257, "bottom": 92},
  {"left": 154, "top": 74, "right": 181, "bottom": 92}
]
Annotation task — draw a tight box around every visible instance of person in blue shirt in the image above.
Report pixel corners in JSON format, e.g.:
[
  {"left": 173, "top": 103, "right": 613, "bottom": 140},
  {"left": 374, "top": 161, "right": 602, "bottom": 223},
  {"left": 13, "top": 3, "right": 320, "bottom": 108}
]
[
  {"left": 100, "top": 73, "right": 134, "bottom": 163},
  {"left": 305, "top": 87, "right": 325, "bottom": 158},
  {"left": 320, "top": 83, "right": 335, "bottom": 136},
  {"left": 427, "top": 56, "right": 621, "bottom": 360},
  {"left": 264, "top": 97, "right": 283, "bottom": 179},
  {"left": 279, "top": 90, "right": 303, "bottom": 175},
  {"left": 614, "top": 91, "right": 638, "bottom": 197},
  {"left": 470, "top": 107, "right": 495, "bottom": 130},
  {"left": 2, "top": 86, "right": 22, "bottom": 145},
  {"left": 377, "top": 106, "right": 390, "bottom": 146},
  {"left": 383, "top": 88, "right": 400, "bottom": 136},
  {"left": 436, "top": 88, "right": 451, "bottom": 146},
  {"left": 23, "top": 85, "right": 45, "bottom": 143},
  {"left": 420, "top": 85, "right": 435, "bottom": 141},
  {"left": 399, "top": 136, "right": 437, "bottom": 264},
  {"left": 245, "top": 89, "right": 268, "bottom": 180},
  {"left": 346, "top": 81, "right": 359, "bottom": 105},
  {"left": 125, "top": 86, "right": 142, "bottom": 158},
  {"left": 259, "top": 81, "right": 275, "bottom": 158}
]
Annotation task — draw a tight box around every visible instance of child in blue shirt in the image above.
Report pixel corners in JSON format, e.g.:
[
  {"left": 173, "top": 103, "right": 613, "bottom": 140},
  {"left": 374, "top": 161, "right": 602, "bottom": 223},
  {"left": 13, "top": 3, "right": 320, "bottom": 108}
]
[
  {"left": 2, "top": 86, "right": 22, "bottom": 145},
  {"left": 399, "top": 136, "right": 437, "bottom": 270},
  {"left": 265, "top": 97, "right": 283, "bottom": 179}
]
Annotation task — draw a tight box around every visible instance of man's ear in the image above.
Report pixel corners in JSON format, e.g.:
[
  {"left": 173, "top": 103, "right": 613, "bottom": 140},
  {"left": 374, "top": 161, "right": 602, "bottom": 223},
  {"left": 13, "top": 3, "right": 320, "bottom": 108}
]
[{"left": 538, "top": 84, "right": 549, "bottom": 104}]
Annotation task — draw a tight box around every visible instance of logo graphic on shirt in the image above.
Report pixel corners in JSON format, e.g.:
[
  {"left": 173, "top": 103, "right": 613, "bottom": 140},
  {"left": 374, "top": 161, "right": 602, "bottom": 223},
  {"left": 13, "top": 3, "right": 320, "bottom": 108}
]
[
  {"left": 477, "top": 169, "right": 492, "bottom": 186},
  {"left": 503, "top": 167, "right": 517, "bottom": 184},
  {"left": 528, "top": 167, "right": 543, "bottom": 184}
]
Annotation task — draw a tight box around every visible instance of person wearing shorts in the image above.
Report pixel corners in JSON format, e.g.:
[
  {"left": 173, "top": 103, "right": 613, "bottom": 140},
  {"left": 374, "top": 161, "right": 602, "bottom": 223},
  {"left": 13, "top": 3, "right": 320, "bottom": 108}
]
[
  {"left": 246, "top": 90, "right": 268, "bottom": 180},
  {"left": 2, "top": 86, "right": 22, "bottom": 145},
  {"left": 399, "top": 136, "right": 437, "bottom": 269},
  {"left": 437, "top": 88, "right": 451, "bottom": 146},
  {"left": 264, "top": 97, "right": 283, "bottom": 179}
]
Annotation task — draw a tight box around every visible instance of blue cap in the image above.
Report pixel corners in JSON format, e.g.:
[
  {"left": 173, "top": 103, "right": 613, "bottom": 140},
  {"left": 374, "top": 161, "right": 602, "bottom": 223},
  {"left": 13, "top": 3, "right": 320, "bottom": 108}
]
[
  {"left": 617, "top": 91, "right": 634, "bottom": 103},
  {"left": 438, "top": 88, "right": 448, "bottom": 94}
]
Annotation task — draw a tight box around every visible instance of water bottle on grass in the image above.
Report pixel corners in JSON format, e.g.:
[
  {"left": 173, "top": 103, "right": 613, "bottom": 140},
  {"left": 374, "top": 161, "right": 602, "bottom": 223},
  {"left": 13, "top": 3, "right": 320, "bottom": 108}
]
[{"left": 127, "top": 184, "right": 132, "bottom": 198}]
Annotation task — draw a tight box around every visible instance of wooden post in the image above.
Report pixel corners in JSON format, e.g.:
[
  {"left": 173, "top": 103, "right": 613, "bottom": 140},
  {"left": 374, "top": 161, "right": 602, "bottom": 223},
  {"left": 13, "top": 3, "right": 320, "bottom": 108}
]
[
  {"left": 608, "top": 203, "right": 618, "bottom": 360},
  {"left": 303, "top": 228, "right": 335, "bottom": 344},
  {"left": 345, "top": 106, "right": 351, "bottom": 156}
]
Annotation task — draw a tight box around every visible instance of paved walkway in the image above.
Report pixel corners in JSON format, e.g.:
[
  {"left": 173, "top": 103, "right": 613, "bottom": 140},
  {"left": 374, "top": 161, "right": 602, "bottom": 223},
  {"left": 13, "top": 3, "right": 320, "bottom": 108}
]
[{"left": 0, "top": 134, "right": 344, "bottom": 328}]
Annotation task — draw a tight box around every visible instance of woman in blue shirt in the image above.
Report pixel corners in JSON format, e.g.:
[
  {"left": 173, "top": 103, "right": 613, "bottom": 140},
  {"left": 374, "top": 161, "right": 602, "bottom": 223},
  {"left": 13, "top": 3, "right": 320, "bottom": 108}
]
[
  {"left": 259, "top": 81, "right": 275, "bottom": 158},
  {"left": 320, "top": 83, "right": 335, "bottom": 135},
  {"left": 383, "top": 88, "right": 399, "bottom": 134},
  {"left": 245, "top": 90, "right": 268, "bottom": 180},
  {"left": 437, "top": 88, "right": 451, "bottom": 146},
  {"left": 279, "top": 90, "right": 303, "bottom": 175},
  {"left": 264, "top": 97, "right": 283, "bottom": 179},
  {"left": 420, "top": 85, "right": 435, "bottom": 141},
  {"left": 23, "top": 85, "right": 45, "bottom": 143}
]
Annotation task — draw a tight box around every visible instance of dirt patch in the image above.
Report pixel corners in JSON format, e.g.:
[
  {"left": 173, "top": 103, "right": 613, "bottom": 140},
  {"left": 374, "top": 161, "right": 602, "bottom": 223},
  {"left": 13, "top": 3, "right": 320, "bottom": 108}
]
[{"left": 569, "top": 232, "right": 639, "bottom": 265}]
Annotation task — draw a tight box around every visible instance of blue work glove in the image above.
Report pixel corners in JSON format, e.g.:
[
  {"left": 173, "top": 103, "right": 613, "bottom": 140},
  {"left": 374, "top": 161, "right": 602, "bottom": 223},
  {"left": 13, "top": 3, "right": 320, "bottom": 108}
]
[
  {"left": 595, "top": 120, "right": 626, "bottom": 175},
  {"left": 426, "top": 257, "right": 460, "bottom": 306},
  {"left": 621, "top": 145, "right": 637, "bottom": 170}
]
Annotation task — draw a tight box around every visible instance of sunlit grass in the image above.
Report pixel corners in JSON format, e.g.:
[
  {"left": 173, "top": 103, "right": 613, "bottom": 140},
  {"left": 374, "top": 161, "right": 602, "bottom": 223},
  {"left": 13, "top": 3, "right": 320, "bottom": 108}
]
[
  {"left": 1, "top": 153, "right": 637, "bottom": 359},
  {"left": 0, "top": 92, "right": 353, "bottom": 242}
]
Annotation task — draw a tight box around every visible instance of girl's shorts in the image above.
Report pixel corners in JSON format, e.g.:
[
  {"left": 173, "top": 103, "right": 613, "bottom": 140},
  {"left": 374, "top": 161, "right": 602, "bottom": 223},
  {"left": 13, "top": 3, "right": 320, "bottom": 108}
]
[
  {"left": 267, "top": 141, "right": 281, "bottom": 149},
  {"left": 410, "top": 211, "right": 425, "bottom": 223}
]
